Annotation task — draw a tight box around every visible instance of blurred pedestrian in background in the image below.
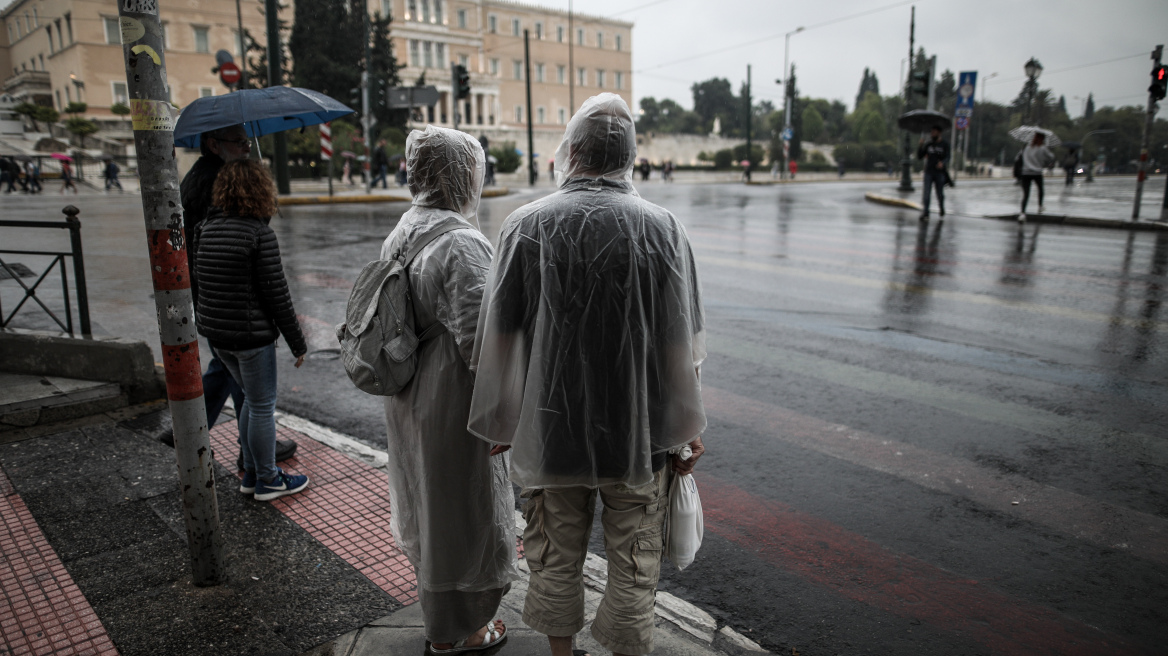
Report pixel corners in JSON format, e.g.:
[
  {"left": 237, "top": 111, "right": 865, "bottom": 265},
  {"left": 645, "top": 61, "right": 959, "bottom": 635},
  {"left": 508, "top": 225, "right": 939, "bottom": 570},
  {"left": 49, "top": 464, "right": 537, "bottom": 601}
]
[
  {"left": 1016, "top": 132, "right": 1056, "bottom": 222},
  {"left": 917, "top": 126, "right": 950, "bottom": 220}
]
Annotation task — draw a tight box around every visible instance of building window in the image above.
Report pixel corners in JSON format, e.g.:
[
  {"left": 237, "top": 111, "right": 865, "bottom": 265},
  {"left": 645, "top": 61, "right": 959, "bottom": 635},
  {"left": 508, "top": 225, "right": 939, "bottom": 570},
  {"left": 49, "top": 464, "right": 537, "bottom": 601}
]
[
  {"left": 66, "top": 86, "right": 71, "bottom": 103},
  {"left": 515, "top": 105, "right": 523, "bottom": 123},
  {"left": 535, "top": 63, "right": 545, "bottom": 83},
  {"left": 558, "top": 107, "right": 566, "bottom": 124},
  {"left": 434, "top": 0, "right": 443, "bottom": 24},
  {"left": 435, "top": 43, "right": 446, "bottom": 69},
  {"left": 33, "top": 8, "right": 38, "bottom": 27},
  {"left": 407, "top": 0, "right": 416, "bottom": 20},
  {"left": 596, "top": 70, "right": 605, "bottom": 89},
  {"left": 512, "top": 18, "right": 520, "bottom": 37},
  {"left": 535, "top": 22, "right": 543, "bottom": 39},
  {"left": 513, "top": 60, "right": 522, "bottom": 80},
  {"left": 38, "top": 54, "right": 44, "bottom": 70},
  {"left": 459, "top": 53, "right": 469, "bottom": 68},
  {"left": 576, "top": 28, "right": 583, "bottom": 45},
  {"left": 423, "top": 41, "right": 433, "bottom": 68},
  {"left": 597, "top": 31, "right": 603, "bottom": 48},
  {"left": 107, "top": 16, "right": 124, "bottom": 43},
  {"left": 421, "top": 0, "right": 430, "bottom": 23},
  {"left": 488, "top": 15, "right": 496, "bottom": 33},
  {"left": 55, "top": 90, "right": 61, "bottom": 109},
  {"left": 490, "top": 58, "right": 499, "bottom": 76},
  {"left": 457, "top": 9, "right": 467, "bottom": 28},
  {"left": 54, "top": 19, "right": 62, "bottom": 49},
  {"left": 193, "top": 26, "right": 210, "bottom": 53},
  {"left": 46, "top": 25, "right": 54, "bottom": 53},
  {"left": 381, "top": 0, "right": 391, "bottom": 15},
  {"left": 577, "top": 68, "right": 586, "bottom": 86},
  {"left": 64, "top": 13, "right": 73, "bottom": 43},
  {"left": 615, "top": 34, "right": 622, "bottom": 51},
  {"left": 557, "top": 65, "right": 565, "bottom": 84},
  {"left": 199, "top": 87, "right": 214, "bottom": 98},
  {"left": 112, "top": 81, "right": 128, "bottom": 105},
  {"left": 409, "top": 40, "right": 419, "bottom": 67},
  {"left": 557, "top": 25, "right": 564, "bottom": 43},
  {"left": 537, "top": 107, "right": 545, "bottom": 124},
  {"left": 615, "top": 71, "right": 624, "bottom": 90}
]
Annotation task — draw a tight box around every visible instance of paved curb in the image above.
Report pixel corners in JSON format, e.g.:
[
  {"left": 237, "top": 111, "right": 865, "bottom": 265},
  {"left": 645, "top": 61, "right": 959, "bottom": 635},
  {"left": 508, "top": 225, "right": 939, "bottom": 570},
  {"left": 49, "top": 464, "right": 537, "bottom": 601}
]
[
  {"left": 277, "top": 187, "right": 511, "bottom": 206},
  {"left": 0, "top": 331, "right": 165, "bottom": 404},
  {"left": 864, "top": 192, "right": 923, "bottom": 210},
  {"left": 983, "top": 213, "right": 1168, "bottom": 231}
]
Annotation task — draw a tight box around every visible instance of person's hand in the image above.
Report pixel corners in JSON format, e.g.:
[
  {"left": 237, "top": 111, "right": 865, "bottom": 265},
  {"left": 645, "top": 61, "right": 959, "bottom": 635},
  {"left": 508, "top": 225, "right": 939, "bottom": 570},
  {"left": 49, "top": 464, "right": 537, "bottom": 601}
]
[
  {"left": 672, "top": 436, "right": 705, "bottom": 475},
  {"left": 937, "top": 162, "right": 944, "bottom": 169},
  {"left": 294, "top": 354, "right": 306, "bottom": 368},
  {"left": 489, "top": 444, "right": 512, "bottom": 456}
]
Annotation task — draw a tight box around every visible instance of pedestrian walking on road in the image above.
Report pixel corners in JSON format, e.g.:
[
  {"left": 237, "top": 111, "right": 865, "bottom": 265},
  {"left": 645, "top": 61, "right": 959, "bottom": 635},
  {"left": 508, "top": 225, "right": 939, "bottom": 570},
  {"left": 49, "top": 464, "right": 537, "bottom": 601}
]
[
  {"left": 1016, "top": 133, "right": 1056, "bottom": 223},
  {"left": 59, "top": 160, "right": 77, "bottom": 194},
  {"left": 396, "top": 157, "right": 407, "bottom": 186},
  {"left": 194, "top": 159, "right": 309, "bottom": 502},
  {"left": 469, "top": 93, "right": 708, "bottom": 656},
  {"left": 639, "top": 159, "right": 651, "bottom": 182},
  {"left": 103, "top": 159, "right": 123, "bottom": 192},
  {"left": 179, "top": 124, "right": 298, "bottom": 465},
  {"left": 917, "top": 126, "right": 951, "bottom": 220},
  {"left": 0, "top": 156, "right": 16, "bottom": 193},
  {"left": 790, "top": 159, "right": 799, "bottom": 179},
  {"left": 1063, "top": 147, "right": 1080, "bottom": 186},
  {"left": 25, "top": 160, "right": 42, "bottom": 194},
  {"left": 371, "top": 139, "right": 390, "bottom": 188},
  {"left": 377, "top": 126, "right": 516, "bottom": 654}
]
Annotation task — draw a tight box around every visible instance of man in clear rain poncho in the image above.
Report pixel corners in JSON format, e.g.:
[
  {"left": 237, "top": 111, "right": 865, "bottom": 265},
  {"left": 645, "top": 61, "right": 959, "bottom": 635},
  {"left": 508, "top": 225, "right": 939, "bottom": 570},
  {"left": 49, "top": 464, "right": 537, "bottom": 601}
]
[
  {"left": 379, "top": 126, "right": 518, "bottom": 653},
  {"left": 469, "top": 94, "right": 707, "bottom": 656}
]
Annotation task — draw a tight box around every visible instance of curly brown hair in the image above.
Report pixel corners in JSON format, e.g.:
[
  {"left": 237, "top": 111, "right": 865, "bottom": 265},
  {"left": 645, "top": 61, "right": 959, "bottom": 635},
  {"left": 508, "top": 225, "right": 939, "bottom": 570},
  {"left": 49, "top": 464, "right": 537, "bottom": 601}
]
[{"left": 211, "top": 159, "right": 277, "bottom": 218}]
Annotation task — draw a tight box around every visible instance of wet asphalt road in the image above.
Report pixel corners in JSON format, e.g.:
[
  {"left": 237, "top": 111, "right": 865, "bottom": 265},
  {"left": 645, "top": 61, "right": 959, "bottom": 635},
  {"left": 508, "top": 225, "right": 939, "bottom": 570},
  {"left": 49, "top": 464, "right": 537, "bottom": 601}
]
[{"left": 3, "top": 177, "right": 1166, "bottom": 655}]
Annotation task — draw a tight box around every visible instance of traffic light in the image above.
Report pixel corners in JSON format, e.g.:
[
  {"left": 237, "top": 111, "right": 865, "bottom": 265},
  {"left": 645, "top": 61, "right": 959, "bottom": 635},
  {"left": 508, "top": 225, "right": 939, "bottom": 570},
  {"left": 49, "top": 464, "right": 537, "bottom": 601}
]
[
  {"left": 910, "top": 70, "right": 929, "bottom": 98},
  {"left": 455, "top": 65, "right": 471, "bottom": 100},
  {"left": 1151, "top": 65, "right": 1167, "bottom": 102}
]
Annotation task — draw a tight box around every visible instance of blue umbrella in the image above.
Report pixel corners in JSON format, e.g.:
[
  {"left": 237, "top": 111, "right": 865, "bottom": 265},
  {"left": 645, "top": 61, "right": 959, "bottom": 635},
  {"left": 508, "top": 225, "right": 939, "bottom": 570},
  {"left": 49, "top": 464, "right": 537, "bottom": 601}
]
[{"left": 173, "top": 87, "right": 355, "bottom": 148}]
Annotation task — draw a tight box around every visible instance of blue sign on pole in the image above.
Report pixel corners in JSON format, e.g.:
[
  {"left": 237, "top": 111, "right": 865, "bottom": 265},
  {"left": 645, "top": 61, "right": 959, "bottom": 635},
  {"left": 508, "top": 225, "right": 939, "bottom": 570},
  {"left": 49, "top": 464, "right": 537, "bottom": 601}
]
[{"left": 954, "top": 71, "right": 977, "bottom": 120}]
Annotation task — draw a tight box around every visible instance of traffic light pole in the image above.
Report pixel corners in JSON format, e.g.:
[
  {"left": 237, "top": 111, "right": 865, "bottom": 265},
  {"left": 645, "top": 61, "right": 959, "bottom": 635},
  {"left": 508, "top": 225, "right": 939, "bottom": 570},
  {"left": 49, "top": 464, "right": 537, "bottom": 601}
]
[
  {"left": 1133, "top": 45, "right": 1163, "bottom": 221},
  {"left": 898, "top": 6, "right": 915, "bottom": 192},
  {"left": 524, "top": 29, "right": 535, "bottom": 186},
  {"left": 117, "top": 0, "right": 223, "bottom": 586},
  {"left": 451, "top": 63, "right": 459, "bottom": 132},
  {"left": 264, "top": 0, "right": 290, "bottom": 195},
  {"left": 363, "top": 9, "right": 373, "bottom": 194},
  {"left": 744, "top": 64, "right": 751, "bottom": 183}
]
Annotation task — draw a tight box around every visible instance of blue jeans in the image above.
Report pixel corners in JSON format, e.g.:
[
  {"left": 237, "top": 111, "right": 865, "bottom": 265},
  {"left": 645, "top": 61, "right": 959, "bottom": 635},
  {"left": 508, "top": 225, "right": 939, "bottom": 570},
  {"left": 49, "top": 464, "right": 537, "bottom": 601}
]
[
  {"left": 921, "top": 168, "right": 945, "bottom": 214},
  {"left": 371, "top": 164, "right": 388, "bottom": 188},
  {"left": 217, "top": 343, "right": 279, "bottom": 481},
  {"left": 203, "top": 347, "right": 245, "bottom": 427}
]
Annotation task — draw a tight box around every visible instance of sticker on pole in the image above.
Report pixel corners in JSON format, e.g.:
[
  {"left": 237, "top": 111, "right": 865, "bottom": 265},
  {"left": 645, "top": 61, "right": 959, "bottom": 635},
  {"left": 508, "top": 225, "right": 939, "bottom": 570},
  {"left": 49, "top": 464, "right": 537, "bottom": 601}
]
[
  {"left": 120, "top": 17, "right": 145, "bottom": 43},
  {"left": 131, "top": 99, "right": 174, "bottom": 132},
  {"left": 781, "top": 127, "right": 794, "bottom": 141},
  {"left": 121, "top": 0, "right": 159, "bottom": 15}
]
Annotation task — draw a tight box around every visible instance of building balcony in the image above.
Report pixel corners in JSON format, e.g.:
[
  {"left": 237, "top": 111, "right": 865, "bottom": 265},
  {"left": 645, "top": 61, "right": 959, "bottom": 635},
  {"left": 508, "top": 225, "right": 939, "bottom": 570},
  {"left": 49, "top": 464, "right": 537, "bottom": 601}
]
[{"left": 3, "top": 70, "right": 53, "bottom": 104}]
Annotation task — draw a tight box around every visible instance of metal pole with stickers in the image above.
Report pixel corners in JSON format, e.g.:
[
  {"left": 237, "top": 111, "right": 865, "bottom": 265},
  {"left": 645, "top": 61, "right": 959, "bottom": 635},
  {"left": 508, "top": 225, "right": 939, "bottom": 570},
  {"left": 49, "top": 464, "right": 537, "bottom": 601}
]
[{"left": 116, "top": 0, "right": 225, "bottom": 586}]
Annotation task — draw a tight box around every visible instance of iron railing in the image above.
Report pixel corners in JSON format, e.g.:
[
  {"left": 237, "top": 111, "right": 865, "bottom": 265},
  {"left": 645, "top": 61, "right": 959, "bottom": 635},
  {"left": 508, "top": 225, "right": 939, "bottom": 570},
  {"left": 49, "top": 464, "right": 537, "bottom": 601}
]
[{"left": 0, "top": 206, "right": 91, "bottom": 336}]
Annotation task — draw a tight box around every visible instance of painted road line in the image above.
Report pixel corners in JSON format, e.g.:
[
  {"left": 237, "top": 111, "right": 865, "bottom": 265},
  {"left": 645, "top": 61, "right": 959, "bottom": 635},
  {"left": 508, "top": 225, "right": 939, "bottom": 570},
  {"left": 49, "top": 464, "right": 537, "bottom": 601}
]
[
  {"left": 697, "top": 474, "right": 1146, "bottom": 656},
  {"left": 702, "top": 386, "right": 1168, "bottom": 565},
  {"left": 697, "top": 254, "right": 1168, "bottom": 332},
  {"left": 710, "top": 336, "right": 1168, "bottom": 463}
]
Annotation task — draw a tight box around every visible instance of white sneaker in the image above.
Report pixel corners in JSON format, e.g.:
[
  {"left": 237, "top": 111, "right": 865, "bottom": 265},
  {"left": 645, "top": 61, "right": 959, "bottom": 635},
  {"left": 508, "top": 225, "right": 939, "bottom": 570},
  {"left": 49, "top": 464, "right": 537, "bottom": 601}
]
[
  {"left": 1018, "top": 212, "right": 1026, "bottom": 223},
  {"left": 1038, "top": 204, "right": 1045, "bottom": 214}
]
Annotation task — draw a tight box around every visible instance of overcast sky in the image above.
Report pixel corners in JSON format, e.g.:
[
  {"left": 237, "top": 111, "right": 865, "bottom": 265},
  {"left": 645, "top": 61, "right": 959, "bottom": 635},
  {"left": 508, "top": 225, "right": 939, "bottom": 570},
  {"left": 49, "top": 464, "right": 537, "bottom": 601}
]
[{"left": 559, "top": 0, "right": 1168, "bottom": 118}]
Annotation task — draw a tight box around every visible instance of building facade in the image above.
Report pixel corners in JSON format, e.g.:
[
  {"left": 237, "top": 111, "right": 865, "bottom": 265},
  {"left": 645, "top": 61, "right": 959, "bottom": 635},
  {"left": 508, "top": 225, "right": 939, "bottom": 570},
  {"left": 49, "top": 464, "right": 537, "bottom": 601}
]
[{"left": 1, "top": 0, "right": 269, "bottom": 115}]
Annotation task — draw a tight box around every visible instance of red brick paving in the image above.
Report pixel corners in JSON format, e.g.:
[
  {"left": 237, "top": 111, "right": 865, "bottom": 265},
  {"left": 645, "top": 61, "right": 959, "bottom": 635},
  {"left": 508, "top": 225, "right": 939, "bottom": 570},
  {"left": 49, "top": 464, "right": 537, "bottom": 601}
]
[
  {"left": 208, "top": 421, "right": 420, "bottom": 603},
  {"left": 0, "top": 468, "right": 119, "bottom": 656}
]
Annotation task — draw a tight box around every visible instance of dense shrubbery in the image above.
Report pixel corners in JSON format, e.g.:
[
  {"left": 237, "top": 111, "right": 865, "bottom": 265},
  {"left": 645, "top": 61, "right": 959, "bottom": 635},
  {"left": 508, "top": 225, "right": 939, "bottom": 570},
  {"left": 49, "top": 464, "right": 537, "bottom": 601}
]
[{"left": 490, "top": 142, "right": 521, "bottom": 173}]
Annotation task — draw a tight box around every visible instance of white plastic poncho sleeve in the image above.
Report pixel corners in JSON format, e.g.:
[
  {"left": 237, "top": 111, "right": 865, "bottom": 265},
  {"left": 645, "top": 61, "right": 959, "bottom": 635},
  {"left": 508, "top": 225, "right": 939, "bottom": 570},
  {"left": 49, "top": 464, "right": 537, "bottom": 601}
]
[
  {"left": 469, "top": 94, "right": 707, "bottom": 490},
  {"left": 379, "top": 126, "right": 518, "bottom": 595}
]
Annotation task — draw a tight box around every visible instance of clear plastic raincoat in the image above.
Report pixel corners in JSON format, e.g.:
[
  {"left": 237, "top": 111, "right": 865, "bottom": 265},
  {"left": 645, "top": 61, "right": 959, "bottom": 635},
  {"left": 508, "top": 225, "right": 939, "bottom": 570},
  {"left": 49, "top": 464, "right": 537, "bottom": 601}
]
[
  {"left": 469, "top": 94, "right": 707, "bottom": 489},
  {"left": 379, "top": 126, "right": 518, "bottom": 642}
]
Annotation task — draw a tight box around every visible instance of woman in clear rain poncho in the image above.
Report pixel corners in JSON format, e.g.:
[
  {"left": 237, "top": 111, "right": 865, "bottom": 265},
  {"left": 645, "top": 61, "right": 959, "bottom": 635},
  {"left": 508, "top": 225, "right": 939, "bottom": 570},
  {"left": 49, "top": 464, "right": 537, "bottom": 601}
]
[
  {"left": 468, "top": 93, "right": 706, "bottom": 656},
  {"left": 378, "top": 126, "right": 518, "bottom": 653}
]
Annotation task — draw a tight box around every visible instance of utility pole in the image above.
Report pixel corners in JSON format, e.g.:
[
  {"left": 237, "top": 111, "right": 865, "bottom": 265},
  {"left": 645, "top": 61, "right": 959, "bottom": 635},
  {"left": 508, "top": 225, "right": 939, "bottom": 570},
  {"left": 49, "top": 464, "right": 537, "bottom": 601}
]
[
  {"left": 235, "top": 0, "right": 247, "bottom": 89},
  {"left": 744, "top": 64, "right": 752, "bottom": 183},
  {"left": 524, "top": 28, "right": 535, "bottom": 186},
  {"left": 451, "top": 62, "right": 460, "bottom": 132},
  {"left": 781, "top": 26, "right": 803, "bottom": 181},
  {"left": 117, "top": 0, "right": 223, "bottom": 586},
  {"left": 1133, "top": 44, "right": 1163, "bottom": 221},
  {"left": 362, "top": 8, "right": 373, "bottom": 194},
  {"left": 925, "top": 55, "right": 937, "bottom": 111},
  {"left": 898, "top": 6, "right": 915, "bottom": 192},
  {"left": 264, "top": 0, "right": 290, "bottom": 194}
]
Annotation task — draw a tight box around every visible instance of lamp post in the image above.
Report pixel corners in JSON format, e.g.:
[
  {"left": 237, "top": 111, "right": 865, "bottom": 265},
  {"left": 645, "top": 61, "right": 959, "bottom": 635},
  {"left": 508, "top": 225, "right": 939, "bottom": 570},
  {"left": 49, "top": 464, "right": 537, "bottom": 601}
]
[
  {"left": 781, "top": 26, "right": 804, "bottom": 180},
  {"left": 1023, "top": 57, "right": 1042, "bottom": 124}
]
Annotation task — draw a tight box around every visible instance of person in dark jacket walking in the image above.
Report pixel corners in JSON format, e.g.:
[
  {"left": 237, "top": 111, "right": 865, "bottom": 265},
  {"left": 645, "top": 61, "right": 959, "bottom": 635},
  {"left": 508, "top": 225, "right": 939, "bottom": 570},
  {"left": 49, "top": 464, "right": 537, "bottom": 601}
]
[
  {"left": 917, "top": 126, "right": 950, "bottom": 220},
  {"left": 195, "top": 159, "right": 310, "bottom": 501},
  {"left": 178, "top": 125, "right": 298, "bottom": 464},
  {"left": 103, "top": 159, "right": 123, "bottom": 192},
  {"left": 371, "top": 139, "right": 390, "bottom": 188}
]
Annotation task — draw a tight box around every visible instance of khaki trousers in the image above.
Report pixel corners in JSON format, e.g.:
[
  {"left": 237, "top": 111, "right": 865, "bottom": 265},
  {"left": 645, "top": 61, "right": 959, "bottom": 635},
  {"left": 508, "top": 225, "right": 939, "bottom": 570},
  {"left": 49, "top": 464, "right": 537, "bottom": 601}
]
[{"left": 520, "top": 468, "right": 670, "bottom": 655}]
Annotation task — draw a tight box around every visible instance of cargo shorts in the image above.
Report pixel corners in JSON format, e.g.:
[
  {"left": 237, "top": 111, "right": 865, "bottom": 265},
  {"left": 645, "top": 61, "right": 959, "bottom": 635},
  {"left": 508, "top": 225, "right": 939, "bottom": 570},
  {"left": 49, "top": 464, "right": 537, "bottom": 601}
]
[{"left": 520, "top": 467, "right": 670, "bottom": 655}]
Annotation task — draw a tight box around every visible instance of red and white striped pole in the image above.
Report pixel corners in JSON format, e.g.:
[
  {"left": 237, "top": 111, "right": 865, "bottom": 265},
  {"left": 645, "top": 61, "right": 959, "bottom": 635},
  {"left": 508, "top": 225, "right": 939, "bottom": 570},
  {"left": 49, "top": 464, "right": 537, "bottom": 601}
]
[
  {"left": 320, "top": 121, "right": 333, "bottom": 197},
  {"left": 118, "top": 0, "right": 223, "bottom": 585}
]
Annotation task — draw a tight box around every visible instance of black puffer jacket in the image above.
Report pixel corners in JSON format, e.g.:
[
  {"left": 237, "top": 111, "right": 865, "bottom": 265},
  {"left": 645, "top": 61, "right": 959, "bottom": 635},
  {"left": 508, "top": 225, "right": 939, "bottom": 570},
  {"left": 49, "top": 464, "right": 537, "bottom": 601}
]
[{"left": 194, "top": 208, "right": 307, "bottom": 356}]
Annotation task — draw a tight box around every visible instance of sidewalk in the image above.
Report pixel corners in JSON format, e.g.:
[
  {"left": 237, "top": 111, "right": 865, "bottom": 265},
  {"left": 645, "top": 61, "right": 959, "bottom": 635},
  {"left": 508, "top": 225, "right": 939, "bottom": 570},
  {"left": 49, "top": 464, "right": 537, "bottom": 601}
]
[{"left": 0, "top": 402, "right": 763, "bottom": 656}]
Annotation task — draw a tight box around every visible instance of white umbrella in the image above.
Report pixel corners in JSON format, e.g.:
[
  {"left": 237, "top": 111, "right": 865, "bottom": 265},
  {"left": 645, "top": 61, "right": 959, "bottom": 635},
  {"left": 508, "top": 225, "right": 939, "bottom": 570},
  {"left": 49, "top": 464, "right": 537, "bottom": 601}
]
[{"left": 1009, "top": 125, "right": 1061, "bottom": 148}]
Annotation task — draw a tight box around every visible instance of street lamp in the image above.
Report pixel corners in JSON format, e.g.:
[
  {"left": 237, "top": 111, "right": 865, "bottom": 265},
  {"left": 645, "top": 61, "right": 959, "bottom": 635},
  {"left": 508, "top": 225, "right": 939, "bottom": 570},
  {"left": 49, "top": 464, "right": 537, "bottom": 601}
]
[
  {"left": 1023, "top": 57, "right": 1042, "bottom": 124},
  {"left": 781, "top": 26, "right": 804, "bottom": 180}
]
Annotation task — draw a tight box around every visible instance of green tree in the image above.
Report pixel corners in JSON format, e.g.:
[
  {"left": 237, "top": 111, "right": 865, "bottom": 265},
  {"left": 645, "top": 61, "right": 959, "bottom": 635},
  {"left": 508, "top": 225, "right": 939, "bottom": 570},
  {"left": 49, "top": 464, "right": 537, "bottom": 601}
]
[
  {"left": 490, "top": 142, "right": 521, "bottom": 173},
  {"left": 1084, "top": 93, "right": 1095, "bottom": 119},
  {"left": 636, "top": 96, "right": 701, "bottom": 134},
  {"left": 64, "top": 102, "right": 88, "bottom": 116},
  {"left": 853, "top": 110, "right": 886, "bottom": 142},
  {"left": 65, "top": 116, "right": 99, "bottom": 148},
  {"left": 691, "top": 77, "right": 739, "bottom": 135},
  {"left": 13, "top": 103, "right": 59, "bottom": 131},
  {"left": 110, "top": 103, "right": 130, "bottom": 116},
  {"left": 370, "top": 11, "right": 404, "bottom": 132},
  {"left": 247, "top": 2, "right": 291, "bottom": 88},
  {"left": 855, "top": 68, "right": 879, "bottom": 110},
  {"left": 802, "top": 106, "right": 824, "bottom": 142},
  {"left": 934, "top": 70, "right": 956, "bottom": 113}
]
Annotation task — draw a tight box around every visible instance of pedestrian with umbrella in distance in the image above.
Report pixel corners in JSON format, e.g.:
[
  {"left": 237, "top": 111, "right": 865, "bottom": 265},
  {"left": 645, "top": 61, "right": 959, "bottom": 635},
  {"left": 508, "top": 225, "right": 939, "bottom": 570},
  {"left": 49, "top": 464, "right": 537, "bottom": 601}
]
[
  {"left": 899, "top": 109, "right": 952, "bottom": 221},
  {"left": 53, "top": 153, "right": 77, "bottom": 194},
  {"left": 1010, "top": 126, "right": 1059, "bottom": 222}
]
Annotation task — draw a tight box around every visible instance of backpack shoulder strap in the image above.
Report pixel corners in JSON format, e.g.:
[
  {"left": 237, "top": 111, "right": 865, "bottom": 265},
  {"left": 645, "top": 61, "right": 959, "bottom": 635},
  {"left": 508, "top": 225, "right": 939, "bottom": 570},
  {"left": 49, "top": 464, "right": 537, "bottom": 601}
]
[{"left": 402, "top": 222, "right": 471, "bottom": 269}]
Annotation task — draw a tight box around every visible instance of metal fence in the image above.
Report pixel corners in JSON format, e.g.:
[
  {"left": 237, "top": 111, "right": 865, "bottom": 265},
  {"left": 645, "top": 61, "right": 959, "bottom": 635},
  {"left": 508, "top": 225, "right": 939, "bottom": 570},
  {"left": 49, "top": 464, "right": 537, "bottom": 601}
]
[{"left": 0, "top": 206, "right": 91, "bottom": 336}]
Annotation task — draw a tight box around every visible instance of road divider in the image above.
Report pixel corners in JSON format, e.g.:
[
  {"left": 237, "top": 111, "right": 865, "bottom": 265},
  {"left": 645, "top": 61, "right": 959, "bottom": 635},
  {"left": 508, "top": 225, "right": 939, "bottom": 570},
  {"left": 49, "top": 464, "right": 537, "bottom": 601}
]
[{"left": 864, "top": 192, "right": 922, "bottom": 210}]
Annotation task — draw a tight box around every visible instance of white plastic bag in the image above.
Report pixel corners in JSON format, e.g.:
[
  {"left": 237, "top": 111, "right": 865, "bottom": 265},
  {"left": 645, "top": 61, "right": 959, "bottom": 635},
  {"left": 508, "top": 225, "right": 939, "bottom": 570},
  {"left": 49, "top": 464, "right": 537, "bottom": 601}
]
[{"left": 665, "top": 446, "right": 704, "bottom": 570}]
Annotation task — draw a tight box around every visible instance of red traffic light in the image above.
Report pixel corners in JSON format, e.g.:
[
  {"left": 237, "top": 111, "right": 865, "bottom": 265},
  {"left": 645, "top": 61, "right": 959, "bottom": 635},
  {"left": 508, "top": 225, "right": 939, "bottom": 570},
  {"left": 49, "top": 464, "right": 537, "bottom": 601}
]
[{"left": 1158, "top": 66, "right": 1166, "bottom": 81}]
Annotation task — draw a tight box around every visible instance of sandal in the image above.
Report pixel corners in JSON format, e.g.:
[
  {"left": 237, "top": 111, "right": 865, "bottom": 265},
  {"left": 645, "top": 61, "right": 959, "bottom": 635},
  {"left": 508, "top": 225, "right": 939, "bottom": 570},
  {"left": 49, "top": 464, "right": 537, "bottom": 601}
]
[{"left": 428, "top": 621, "right": 507, "bottom": 654}]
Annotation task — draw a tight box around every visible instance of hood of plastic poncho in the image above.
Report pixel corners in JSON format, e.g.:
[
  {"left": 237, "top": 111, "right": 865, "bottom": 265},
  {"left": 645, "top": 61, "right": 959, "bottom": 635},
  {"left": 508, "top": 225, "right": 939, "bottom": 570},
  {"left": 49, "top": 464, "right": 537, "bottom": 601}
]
[
  {"left": 407, "top": 125, "right": 485, "bottom": 227},
  {"left": 554, "top": 93, "right": 637, "bottom": 190}
]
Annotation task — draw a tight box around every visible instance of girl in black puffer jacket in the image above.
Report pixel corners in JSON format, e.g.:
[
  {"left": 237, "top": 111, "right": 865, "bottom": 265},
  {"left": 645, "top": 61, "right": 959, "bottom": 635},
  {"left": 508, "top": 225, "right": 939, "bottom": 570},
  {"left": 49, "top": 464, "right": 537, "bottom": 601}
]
[{"left": 194, "top": 159, "right": 310, "bottom": 502}]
